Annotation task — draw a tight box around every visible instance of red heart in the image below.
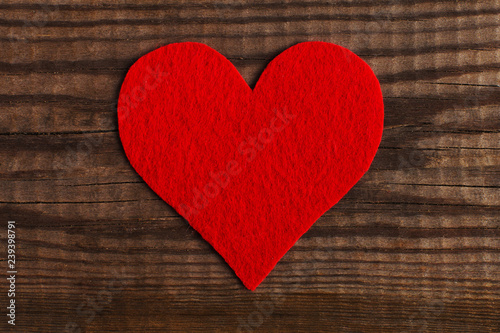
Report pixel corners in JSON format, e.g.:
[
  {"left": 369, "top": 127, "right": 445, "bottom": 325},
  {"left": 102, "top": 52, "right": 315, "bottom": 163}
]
[{"left": 118, "top": 42, "right": 383, "bottom": 290}]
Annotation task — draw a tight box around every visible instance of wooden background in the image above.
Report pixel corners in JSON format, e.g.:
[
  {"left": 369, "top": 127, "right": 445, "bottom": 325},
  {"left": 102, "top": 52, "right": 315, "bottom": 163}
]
[{"left": 1, "top": 0, "right": 499, "bottom": 332}]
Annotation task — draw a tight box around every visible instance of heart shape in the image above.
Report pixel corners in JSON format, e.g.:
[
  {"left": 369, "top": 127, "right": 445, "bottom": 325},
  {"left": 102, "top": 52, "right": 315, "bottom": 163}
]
[{"left": 118, "top": 42, "right": 383, "bottom": 290}]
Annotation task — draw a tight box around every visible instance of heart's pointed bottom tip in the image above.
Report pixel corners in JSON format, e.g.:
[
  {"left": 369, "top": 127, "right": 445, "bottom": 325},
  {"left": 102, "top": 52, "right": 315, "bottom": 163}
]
[
  {"left": 243, "top": 281, "right": 259, "bottom": 292},
  {"left": 240, "top": 272, "right": 269, "bottom": 291}
]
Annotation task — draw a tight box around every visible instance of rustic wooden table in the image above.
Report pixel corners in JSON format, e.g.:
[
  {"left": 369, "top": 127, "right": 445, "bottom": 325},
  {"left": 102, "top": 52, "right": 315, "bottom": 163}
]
[{"left": 1, "top": 1, "right": 499, "bottom": 332}]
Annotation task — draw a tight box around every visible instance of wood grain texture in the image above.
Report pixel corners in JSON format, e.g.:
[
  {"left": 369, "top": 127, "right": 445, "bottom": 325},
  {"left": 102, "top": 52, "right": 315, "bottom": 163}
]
[{"left": 0, "top": 0, "right": 499, "bottom": 332}]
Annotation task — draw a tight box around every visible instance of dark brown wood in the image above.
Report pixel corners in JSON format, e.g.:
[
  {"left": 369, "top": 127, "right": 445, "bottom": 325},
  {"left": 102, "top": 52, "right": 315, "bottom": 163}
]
[{"left": 0, "top": 0, "right": 499, "bottom": 332}]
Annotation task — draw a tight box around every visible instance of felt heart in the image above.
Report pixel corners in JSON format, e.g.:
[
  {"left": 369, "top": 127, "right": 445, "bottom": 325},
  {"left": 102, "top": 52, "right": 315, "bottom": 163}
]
[{"left": 118, "top": 42, "right": 384, "bottom": 290}]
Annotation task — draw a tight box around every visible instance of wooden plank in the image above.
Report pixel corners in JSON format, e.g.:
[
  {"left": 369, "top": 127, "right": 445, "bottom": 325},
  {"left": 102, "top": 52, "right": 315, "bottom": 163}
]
[{"left": 0, "top": 0, "right": 499, "bottom": 332}]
